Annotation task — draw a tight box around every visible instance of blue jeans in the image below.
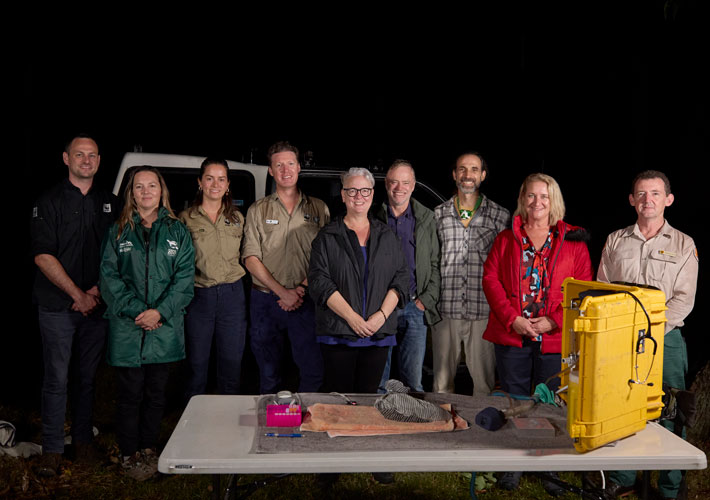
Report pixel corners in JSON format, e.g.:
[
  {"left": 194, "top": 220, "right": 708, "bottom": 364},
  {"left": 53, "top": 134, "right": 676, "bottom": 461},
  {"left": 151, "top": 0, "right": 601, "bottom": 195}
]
[
  {"left": 184, "top": 280, "right": 247, "bottom": 400},
  {"left": 379, "top": 301, "right": 427, "bottom": 392},
  {"left": 249, "top": 289, "right": 323, "bottom": 394},
  {"left": 494, "top": 340, "right": 561, "bottom": 397},
  {"left": 38, "top": 307, "right": 107, "bottom": 454}
]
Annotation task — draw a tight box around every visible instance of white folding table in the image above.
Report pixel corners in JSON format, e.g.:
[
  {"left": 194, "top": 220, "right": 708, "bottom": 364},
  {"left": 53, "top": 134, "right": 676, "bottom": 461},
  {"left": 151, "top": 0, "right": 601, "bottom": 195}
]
[{"left": 159, "top": 395, "right": 706, "bottom": 497}]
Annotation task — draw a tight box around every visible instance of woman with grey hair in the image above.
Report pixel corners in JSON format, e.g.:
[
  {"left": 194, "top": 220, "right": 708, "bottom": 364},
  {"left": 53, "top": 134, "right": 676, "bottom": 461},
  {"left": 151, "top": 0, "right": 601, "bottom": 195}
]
[{"left": 308, "top": 167, "right": 409, "bottom": 394}]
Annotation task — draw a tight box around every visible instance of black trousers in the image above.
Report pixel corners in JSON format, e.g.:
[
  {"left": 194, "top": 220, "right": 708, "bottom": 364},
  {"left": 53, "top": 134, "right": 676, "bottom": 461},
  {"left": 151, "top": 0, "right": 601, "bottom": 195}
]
[
  {"left": 115, "top": 363, "right": 171, "bottom": 456},
  {"left": 320, "top": 344, "right": 389, "bottom": 394}
]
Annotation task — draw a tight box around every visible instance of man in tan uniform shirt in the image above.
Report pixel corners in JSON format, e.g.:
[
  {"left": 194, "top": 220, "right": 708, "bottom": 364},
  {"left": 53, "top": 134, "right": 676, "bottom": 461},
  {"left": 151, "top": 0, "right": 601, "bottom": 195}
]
[
  {"left": 598, "top": 170, "right": 698, "bottom": 500},
  {"left": 242, "top": 141, "right": 329, "bottom": 393}
]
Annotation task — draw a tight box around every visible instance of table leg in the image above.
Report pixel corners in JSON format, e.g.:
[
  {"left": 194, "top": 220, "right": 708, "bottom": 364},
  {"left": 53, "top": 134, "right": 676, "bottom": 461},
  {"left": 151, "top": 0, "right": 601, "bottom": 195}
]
[
  {"left": 640, "top": 470, "right": 650, "bottom": 500},
  {"left": 211, "top": 474, "right": 220, "bottom": 500}
]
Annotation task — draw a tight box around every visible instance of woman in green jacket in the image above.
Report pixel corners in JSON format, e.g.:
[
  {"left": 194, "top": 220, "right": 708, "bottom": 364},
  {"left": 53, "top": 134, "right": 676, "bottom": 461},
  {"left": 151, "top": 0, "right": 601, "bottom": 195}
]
[{"left": 100, "top": 166, "right": 194, "bottom": 480}]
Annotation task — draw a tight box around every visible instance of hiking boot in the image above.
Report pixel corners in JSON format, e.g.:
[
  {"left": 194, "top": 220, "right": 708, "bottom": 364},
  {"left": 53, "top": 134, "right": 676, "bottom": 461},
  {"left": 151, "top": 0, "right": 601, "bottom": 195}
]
[
  {"left": 541, "top": 472, "right": 567, "bottom": 497},
  {"left": 603, "top": 480, "right": 635, "bottom": 499},
  {"left": 372, "top": 472, "right": 395, "bottom": 484},
  {"left": 498, "top": 471, "right": 522, "bottom": 490},
  {"left": 35, "top": 452, "right": 62, "bottom": 478},
  {"left": 141, "top": 448, "right": 159, "bottom": 471},
  {"left": 122, "top": 452, "right": 157, "bottom": 482}
]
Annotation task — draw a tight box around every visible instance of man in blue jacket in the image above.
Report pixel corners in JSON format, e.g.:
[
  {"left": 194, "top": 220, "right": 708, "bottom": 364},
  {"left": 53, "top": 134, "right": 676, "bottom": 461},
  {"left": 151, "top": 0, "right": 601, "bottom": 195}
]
[{"left": 376, "top": 160, "right": 441, "bottom": 392}]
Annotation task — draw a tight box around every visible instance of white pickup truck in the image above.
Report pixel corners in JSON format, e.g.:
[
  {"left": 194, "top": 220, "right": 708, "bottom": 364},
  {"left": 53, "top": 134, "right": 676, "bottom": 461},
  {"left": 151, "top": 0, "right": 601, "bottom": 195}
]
[
  {"left": 112, "top": 152, "right": 447, "bottom": 390},
  {"left": 112, "top": 152, "right": 446, "bottom": 215}
]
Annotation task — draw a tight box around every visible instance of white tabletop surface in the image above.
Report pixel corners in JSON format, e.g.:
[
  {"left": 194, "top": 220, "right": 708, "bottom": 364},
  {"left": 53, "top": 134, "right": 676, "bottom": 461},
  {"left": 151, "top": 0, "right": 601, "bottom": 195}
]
[{"left": 159, "top": 395, "right": 707, "bottom": 474}]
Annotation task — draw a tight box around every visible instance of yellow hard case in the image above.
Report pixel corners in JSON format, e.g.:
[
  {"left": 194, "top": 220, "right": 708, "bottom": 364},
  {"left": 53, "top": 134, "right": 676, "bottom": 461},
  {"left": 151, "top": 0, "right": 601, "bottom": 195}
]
[{"left": 560, "top": 279, "right": 666, "bottom": 452}]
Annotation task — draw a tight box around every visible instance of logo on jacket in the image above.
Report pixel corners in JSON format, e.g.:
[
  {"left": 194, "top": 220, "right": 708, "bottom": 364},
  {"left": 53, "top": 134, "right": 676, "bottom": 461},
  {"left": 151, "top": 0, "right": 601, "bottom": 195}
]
[
  {"left": 119, "top": 241, "right": 134, "bottom": 253},
  {"left": 103, "top": 203, "right": 112, "bottom": 213},
  {"left": 167, "top": 239, "right": 179, "bottom": 257}
]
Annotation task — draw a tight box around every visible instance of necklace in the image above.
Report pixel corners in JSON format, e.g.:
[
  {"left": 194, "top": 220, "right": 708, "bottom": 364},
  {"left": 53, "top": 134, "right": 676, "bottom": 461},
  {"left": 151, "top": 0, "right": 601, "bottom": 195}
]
[{"left": 455, "top": 196, "right": 481, "bottom": 221}]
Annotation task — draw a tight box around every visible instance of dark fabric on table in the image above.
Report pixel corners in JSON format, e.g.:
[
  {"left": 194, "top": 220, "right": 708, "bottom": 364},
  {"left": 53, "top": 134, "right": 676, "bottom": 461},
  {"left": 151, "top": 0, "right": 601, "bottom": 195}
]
[{"left": 252, "top": 392, "right": 573, "bottom": 454}]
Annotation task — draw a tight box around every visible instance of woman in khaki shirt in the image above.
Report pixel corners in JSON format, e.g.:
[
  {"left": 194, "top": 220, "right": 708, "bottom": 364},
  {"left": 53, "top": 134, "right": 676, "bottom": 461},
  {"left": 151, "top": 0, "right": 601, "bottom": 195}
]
[{"left": 179, "top": 158, "right": 247, "bottom": 399}]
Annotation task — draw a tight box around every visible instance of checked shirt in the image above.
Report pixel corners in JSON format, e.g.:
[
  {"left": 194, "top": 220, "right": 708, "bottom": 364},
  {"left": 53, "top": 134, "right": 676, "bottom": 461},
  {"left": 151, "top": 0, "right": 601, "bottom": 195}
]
[{"left": 434, "top": 195, "right": 510, "bottom": 320}]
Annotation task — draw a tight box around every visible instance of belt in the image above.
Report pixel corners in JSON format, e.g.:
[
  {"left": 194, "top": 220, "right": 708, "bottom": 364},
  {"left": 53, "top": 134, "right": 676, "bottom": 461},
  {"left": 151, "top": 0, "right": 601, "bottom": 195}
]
[{"left": 252, "top": 284, "right": 271, "bottom": 294}]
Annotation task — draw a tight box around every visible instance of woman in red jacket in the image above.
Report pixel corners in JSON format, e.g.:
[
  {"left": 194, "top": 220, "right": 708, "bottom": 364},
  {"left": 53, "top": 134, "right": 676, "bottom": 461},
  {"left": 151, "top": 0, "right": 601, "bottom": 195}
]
[
  {"left": 483, "top": 173, "right": 593, "bottom": 494},
  {"left": 483, "top": 173, "right": 593, "bottom": 397}
]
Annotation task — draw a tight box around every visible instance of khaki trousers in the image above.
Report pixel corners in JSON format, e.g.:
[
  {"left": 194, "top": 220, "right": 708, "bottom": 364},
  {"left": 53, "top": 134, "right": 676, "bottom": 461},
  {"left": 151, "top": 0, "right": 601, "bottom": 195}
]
[{"left": 432, "top": 318, "right": 494, "bottom": 395}]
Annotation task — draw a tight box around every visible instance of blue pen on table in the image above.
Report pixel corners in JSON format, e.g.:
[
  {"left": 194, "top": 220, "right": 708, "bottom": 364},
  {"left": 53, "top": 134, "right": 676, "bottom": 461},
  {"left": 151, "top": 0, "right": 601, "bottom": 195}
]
[{"left": 265, "top": 432, "right": 302, "bottom": 437}]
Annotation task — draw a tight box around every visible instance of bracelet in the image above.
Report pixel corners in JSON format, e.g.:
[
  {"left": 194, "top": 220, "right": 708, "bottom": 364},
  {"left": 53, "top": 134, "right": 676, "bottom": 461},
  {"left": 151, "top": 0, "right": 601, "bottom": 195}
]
[{"left": 378, "top": 308, "right": 387, "bottom": 321}]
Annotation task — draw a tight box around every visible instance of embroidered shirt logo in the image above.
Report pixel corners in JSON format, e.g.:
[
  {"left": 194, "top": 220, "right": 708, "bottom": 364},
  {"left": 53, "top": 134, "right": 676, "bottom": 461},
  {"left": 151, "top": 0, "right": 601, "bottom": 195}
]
[
  {"left": 103, "top": 203, "right": 112, "bottom": 213},
  {"left": 119, "top": 241, "right": 134, "bottom": 253},
  {"left": 304, "top": 214, "right": 320, "bottom": 223},
  {"left": 266, "top": 219, "right": 279, "bottom": 225}
]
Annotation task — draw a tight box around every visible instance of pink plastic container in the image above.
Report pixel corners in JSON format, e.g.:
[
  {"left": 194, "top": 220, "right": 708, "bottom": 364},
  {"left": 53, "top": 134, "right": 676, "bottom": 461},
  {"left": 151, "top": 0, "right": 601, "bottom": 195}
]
[{"left": 266, "top": 404, "right": 302, "bottom": 427}]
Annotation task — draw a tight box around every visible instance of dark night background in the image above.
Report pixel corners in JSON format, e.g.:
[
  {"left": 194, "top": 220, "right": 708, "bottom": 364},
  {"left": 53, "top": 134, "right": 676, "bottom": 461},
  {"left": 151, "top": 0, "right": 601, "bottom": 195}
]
[{"left": 11, "top": 3, "right": 708, "bottom": 407}]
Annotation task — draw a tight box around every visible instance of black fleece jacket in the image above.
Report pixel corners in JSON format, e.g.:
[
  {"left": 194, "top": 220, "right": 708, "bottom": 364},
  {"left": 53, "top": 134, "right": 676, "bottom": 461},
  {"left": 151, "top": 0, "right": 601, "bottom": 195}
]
[{"left": 308, "top": 216, "right": 409, "bottom": 341}]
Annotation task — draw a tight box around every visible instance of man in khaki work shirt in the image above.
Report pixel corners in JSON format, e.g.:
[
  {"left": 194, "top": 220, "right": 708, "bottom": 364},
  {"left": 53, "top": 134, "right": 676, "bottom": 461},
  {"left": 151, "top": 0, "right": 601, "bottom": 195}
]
[
  {"left": 242, "top": 141, "right": 329, "bottom": 394},
  {"left": 597, "top": 170, "right": 698, "bottom": 500}
]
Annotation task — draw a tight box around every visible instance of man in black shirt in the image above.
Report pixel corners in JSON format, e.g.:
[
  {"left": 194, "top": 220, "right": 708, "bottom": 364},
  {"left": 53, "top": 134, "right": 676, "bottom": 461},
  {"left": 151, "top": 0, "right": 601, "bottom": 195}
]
[{"left": 31, "top": 134, "right": 120, "bottom": 476}]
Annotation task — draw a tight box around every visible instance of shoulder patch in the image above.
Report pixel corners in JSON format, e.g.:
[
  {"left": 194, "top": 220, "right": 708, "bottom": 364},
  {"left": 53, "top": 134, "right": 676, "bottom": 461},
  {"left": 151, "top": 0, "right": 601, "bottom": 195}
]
[{"left": 167, "top": 239, "right": 179, "bottom": 257}]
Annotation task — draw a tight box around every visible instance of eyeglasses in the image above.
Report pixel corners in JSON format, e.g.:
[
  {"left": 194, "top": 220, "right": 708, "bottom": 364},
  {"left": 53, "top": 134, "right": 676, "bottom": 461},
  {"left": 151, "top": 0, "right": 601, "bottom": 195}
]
[{"left": 342, "top": 187, "right": 373, "bottom": 197}]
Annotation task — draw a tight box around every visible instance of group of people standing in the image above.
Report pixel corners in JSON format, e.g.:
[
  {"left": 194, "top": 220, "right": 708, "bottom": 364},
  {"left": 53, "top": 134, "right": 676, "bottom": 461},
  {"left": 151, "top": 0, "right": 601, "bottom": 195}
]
[{"left": 31, "top": 134, "right": 697, "bottom": 498}]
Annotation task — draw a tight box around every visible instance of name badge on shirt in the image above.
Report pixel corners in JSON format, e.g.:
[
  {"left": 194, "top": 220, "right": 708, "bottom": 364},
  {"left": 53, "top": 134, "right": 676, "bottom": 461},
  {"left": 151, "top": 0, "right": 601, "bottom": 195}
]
[
  {"left": 266, "top": 219, "right": 279, "bottom": 225},
  {"left": 103, "top": 203, "right": 112, "bottom": 213}
]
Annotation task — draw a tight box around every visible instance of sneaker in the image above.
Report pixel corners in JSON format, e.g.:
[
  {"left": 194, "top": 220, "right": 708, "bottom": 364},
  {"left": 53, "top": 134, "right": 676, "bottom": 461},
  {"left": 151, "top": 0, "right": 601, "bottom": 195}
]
[
  {"left": 498, "top": 471, "right": 522, "bottom": 490},
  {"left": 35, "top": 452, "right": 62, "bottom": 478},
  {"left": 122, "top": 452, "right": 157, "bottom": 482}
]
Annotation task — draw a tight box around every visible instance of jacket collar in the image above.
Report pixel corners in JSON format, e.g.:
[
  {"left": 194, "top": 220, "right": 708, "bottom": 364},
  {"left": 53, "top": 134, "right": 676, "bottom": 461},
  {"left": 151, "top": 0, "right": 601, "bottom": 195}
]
[{"left": 131, "top": 206, "right": 172, "bottom": 225}]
